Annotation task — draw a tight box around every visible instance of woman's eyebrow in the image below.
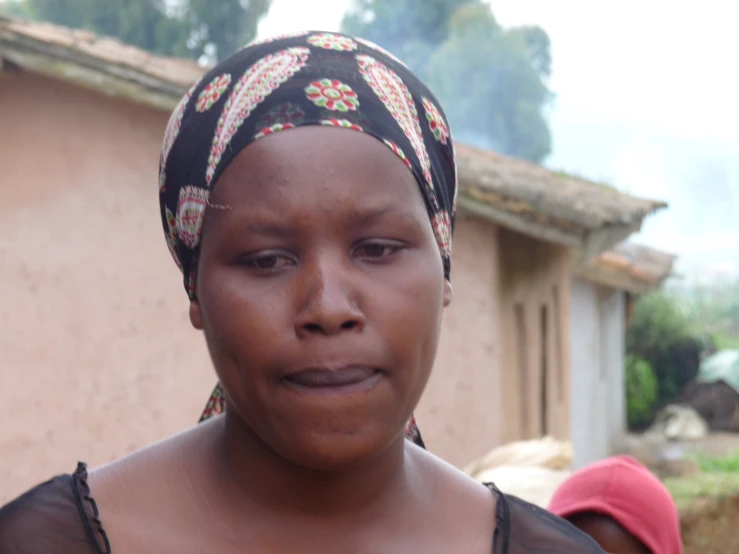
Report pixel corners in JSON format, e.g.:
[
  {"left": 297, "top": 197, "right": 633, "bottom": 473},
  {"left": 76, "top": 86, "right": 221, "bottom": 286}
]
[
  {"left": 356, "top": 206, "right": 425, "bottom": 230},
  {"left": 240, "top": 222, "right": 295, "bottom": 237},
  {"left": 210, "top": 210, "right": 295, "bottom": 237}
]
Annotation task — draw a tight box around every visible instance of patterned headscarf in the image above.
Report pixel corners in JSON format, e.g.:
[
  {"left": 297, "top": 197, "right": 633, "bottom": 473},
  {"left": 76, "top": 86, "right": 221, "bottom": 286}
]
[{"left": 159, "top": 31, "right": 458, "bottom": 448}]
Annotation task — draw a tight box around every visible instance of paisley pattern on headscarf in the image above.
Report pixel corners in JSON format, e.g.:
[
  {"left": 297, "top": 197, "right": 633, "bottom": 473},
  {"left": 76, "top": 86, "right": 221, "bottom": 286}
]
[{"left": 158, "top": 31, "right": 458, "bottom": 448}]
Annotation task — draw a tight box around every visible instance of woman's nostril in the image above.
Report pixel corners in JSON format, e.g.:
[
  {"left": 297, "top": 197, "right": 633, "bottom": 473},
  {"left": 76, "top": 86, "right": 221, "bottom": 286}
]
[
  {"left": 300, "top": 319, "right": 360, "bottom": 335},
  {"left": 304, "top": 323, "right": 322, "bottom": 333}
]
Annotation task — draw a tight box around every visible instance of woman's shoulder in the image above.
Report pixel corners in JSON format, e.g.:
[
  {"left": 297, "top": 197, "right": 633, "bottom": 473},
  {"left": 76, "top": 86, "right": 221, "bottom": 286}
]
[
  {"left": 0, "top": 426, "right": 206, "bottom": 554},
  {"left": 412, "top": 444, "right": 496, "bottom": 506},
  {"left": 409, "top": 445, "right": 498, "bottom": 552},
  {"left": 0, "top": 462, "right": 110, "bottom": 554},
  {"left": 413, "top": 448, "right": 605, "bottom": 553},
  {"left": 493, "top": 488, "right": 606, "bottom": 554}
]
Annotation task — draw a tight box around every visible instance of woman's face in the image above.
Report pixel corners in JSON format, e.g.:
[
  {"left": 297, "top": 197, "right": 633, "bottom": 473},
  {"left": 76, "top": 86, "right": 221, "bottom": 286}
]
[{"left": 191, "top": 126, "right": 452, "bottom": 469}]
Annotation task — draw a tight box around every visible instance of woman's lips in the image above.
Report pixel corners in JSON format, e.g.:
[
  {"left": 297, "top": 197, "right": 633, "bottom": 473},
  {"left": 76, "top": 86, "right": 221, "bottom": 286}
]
[{"left": 282, "top": 366, "right": 382, "bottom": 395}]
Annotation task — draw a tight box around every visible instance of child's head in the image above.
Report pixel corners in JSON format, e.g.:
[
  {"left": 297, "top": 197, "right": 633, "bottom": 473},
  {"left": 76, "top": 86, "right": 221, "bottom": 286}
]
[{"left": 549, "top": 455, "right": 682, "bottom": 554}]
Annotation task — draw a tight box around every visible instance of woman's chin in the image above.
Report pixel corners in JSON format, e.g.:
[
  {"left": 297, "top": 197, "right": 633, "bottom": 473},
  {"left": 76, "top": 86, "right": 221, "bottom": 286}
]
[{"left": 270, "top": 427, "right": 404, "bottom": 472}]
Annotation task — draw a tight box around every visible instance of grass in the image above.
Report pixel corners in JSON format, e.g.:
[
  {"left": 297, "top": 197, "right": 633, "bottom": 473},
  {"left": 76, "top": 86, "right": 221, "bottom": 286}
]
[
  {"left": 693, "top": 452, "right": 739, "bottom": 473},
  {"left": 710, "top": 331, "right": 739, "bottom": 350},
  {"left": 664, "top": 472, "right": 739, "bottom": 510},
  {"left": 664, "top": 452, "right": 739, "bottom": 510}
]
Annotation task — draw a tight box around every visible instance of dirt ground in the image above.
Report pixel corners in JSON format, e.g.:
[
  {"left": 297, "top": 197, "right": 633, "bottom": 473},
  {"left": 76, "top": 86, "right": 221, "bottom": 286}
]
[
  {"left": 657, "top": 433, "right": 739, "bottom": 554},
  {"left": 615, "top": 431, "right": 739, "bottom": 552},
  {"left": 688, "top": 432, "right": 739, "bottom": 456},
  {"left": 614, "top": 432, "right": 739, "bottom": 479},
  {"left": 682, "top": 493, "right": 739, "bottom": 554},
  {"left": 679, "top": 434, "right": 739, "bottom": 554}
]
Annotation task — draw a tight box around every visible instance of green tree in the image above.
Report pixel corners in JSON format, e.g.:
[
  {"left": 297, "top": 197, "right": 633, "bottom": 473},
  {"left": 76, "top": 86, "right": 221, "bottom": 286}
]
[
  {"left": 184, "top": 0, "right": 271, "bottom": 62},
  {"left": 18, "top": 0, "right": 271, "bottom": 60},
  {"left": 0, "top": 0, "right": 33, "bottom": 19},
  {"left": 425, "top": 5, "right": 552, "bottom": 162},
  {"left": 341, "top": 0, "right": 552, "bottom": 163},
  {"left": 625, "top": 355, "right": 659, "bottom": 430},
  {"left": 627, "top": 291, "right": 705, "bottom": 406},
  {"left": 341, "top": 0, "right": 477, "bottom": 76}
]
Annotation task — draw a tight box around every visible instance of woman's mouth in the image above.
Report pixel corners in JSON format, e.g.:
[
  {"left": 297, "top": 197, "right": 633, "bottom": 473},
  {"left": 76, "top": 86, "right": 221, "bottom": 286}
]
[{"left": 282, "top": 366, "right": 382, "bottom": 396}]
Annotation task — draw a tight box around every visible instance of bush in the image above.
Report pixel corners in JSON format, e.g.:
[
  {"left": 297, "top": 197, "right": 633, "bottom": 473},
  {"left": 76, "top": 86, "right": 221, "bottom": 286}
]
[
  {"left": 625, "top": 355, "right": 659, "bottom": 430},
  {"left": 627, "top": 292, "right": 690, "bottom": 352},
  {"left": 626, "top": 292, "right": 703, "bottom": 407}
]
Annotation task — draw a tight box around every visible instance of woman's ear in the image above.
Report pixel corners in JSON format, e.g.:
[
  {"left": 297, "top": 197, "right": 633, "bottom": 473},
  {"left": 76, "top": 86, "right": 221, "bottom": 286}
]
[
  {"left": 443, "top": 280, "right": 453, "bottom": 307},
  {"left": 189, "top": 299, "right": 204, "bottom": 330}
]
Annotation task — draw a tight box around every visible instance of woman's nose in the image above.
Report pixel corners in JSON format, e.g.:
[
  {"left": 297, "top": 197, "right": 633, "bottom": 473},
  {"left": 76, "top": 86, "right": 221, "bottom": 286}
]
[{"left": 293, "top": 258, "right": 366, "bottom": 338}]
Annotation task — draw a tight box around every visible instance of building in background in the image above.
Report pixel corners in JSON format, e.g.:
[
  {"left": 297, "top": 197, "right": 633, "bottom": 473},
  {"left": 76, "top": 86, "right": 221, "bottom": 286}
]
[{"left": 570, "top": 243, "right": 676, "bottom": 468}]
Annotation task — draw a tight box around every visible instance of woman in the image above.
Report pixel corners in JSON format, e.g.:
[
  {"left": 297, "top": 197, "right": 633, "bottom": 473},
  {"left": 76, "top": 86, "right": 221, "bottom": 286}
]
[
  {"left": 549, "top": 455, "right": 683, "bottom": 554},
  {"left": 0, "top": 32, "right": 605, "bottom": 553}
]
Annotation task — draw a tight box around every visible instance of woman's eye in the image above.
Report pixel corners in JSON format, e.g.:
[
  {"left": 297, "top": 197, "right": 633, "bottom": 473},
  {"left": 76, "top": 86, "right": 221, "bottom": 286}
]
[
  {"left": 243, "top": 254, "right": 295, "bottom": 271},
  {"left": 355, "top": 243, "right": 400, "bottom": 258}
]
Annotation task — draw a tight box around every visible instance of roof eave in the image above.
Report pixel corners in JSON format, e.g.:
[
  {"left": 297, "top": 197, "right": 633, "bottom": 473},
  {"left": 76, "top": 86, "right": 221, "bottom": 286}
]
[
  {"left": 573, "top": 220, "right": 646, "bottom": 266},
  {"left": 573, "top": 242, "right": 677, "bottom": 294},
  {"left": 458, "top": 193, "right": 665, "bottom": 263},
  {"left": 0, "top": 26, "right": 186, "bottom": 111},
  {"left": 574, "top": 263, "right": 675, "bottom": 295},
  {"left": 457, "top": 194, "right": 584, "bottom": 247}
]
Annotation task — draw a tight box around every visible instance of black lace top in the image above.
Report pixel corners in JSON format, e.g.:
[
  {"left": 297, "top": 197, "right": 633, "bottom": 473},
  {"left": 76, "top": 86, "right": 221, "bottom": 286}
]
[{"left": 0, "top": 462, "right": 605, "bottom": 553}]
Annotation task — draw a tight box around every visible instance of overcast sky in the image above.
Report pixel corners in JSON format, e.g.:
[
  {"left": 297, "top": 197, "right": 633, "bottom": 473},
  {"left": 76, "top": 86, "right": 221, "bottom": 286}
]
[{"left": 258, "top": 1, "right": 739, "bottom": 283}]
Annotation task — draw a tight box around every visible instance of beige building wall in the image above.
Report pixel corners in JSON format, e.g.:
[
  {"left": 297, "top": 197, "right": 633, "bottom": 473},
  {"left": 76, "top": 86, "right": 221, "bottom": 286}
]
[
  {"left": 0, "top": 70, "right": 215, "bottom": 503},
  {"left": 417, "top": 216, "right": 503, "bottom": 468},
  {"left": 497, "top": 229, "right": 572, "bottom": 445}
]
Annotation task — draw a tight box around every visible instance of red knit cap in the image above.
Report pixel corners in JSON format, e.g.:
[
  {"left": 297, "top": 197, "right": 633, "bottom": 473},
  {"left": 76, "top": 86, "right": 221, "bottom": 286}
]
[{"left": 548, "top": 455, "right": 682, "bottom": 554}]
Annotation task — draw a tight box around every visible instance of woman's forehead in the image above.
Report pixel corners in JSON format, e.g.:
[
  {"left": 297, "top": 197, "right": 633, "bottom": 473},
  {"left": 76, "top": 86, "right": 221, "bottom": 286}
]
[{"left": 212, "top": 126, "right": 425, "bottom": 207}]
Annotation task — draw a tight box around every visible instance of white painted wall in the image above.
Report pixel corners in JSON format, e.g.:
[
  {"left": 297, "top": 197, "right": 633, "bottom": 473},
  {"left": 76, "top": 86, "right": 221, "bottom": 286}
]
[{"left": 569, "top": 278, "right": 626, "bottom": 469}]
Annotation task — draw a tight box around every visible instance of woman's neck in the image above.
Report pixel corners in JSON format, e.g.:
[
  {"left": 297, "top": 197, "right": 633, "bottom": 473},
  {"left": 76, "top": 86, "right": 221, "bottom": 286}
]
[{"left": 206, "top": 413, "right": 422, "bottom": 518}]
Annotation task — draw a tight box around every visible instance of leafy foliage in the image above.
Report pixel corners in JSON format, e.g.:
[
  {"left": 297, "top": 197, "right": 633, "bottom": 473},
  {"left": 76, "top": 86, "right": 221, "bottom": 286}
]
[
  {"left": 681, "top": 280, "right": 739, "bottom": 350},
  {"left": 0, "top": 0, "right": 32, "bottom": 18},
  {"left": 341, "top": 0, "right": 553, "bottom": 163},
  {"left": 625, "top": 355, "right": 659, "bottom": 430},
  {"left": 7, "top": 0, "right": 271, "bottom": 61},
  {"left": 341, "top": 0, "right": 477, "bottom": 75},
  {"left": 626, "top": 292, "right": 705, "bottom": 413},
  {"left": 185, "top": 0, "right": 270, "bottom": 62}
]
